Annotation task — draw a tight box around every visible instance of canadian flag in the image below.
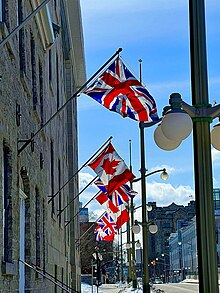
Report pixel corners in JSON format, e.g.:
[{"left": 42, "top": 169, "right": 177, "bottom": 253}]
[
  {"left": 88, "top": 143, "right": 135, "bottom": 194},
  {"left": 116, "top": 204, "right": 130, "bottom": 228},
  {"left": 95, "top": 192, "right": 119, "bottom": 214}
]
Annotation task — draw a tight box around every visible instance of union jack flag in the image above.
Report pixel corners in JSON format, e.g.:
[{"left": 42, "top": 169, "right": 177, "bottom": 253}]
[
  {"left": 95, "top": 179, "right": 137, "bottom": 206},
  {"left": 84, "top": 57, "right": 159, "bottom": 122},
  {"left": 95, "top": 226, "right": 115, "bottom": 242},
  {"left": 96, "top": 213, "right": 118, "bottom": 235}
]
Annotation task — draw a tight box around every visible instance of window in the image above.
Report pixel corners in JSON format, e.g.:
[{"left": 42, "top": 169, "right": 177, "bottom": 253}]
[
  {"left": 58, "top": 159, "right": 61, "bottom": 225},
  {"left": 39, "top": 62, "right": 44, "bottom": 125},
  {"left": 56, "top": 53, "right": 59, "bottom": 110},
  {"left": 31, "top": 32, "right": 37, "bottom": 107},
  {"left": 2, "top": 144, "right": 12, "bottom": 262},
  {"left": 35, "top": 188, "right": 41, "bottom": 270},
  {"left": 42, "top": 199, "right": 46, "bottom": 274},
  {"left": 55, "top": 265, "right": 58, "bottom": 293},
  {"left": 1, "top": 0, "right": 9, "bottom": 27},
  {"left": 49, "top": 49, "right": 52, "bottom": 82},
  {"left": 50, "top": 141, "right": 55, "bottom": 214},
  {"left": 61, "top": 267, "right": 64, "bottom": 293},
  {"left": 18, "top": 0, "right": 26, "bottom": 73},
  {"left": 0, "top": 0, "right": 3, "bottom": 22}
]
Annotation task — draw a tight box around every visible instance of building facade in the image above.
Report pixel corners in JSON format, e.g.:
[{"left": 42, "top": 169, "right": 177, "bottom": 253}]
[
  {"left": 79, "top": 202, "right": 89, "bottom": 223},
  {"left": 147, "top": 201, "right": 196, "bottom": 279},
  {"left": 169, "top": 188, "right": 220, "bottom": 281},
  {"left": 0, "top": 0, "right": 85, "bottom": 292}
]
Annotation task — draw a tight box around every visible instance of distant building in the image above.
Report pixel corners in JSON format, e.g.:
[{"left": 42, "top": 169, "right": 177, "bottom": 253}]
[
  {"left": 169, "top": 217, "right": 197, "bottom": 282},
  {"left": 79, "top": 202, "right": 89, "bottom": 222},
  {"left": 147, "top": 201, "right": 196, "bottom": 279},
  {"left": 80, "top": 222, "right": 113, "bottom": 275},
  {"left": 169, "top": 188, "right": 220, "bottom": 281}
]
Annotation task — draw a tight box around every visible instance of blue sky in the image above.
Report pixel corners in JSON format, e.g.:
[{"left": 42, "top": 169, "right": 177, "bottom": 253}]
[{"left": 77, "top": 0, "right": 220, "bottom": 221}]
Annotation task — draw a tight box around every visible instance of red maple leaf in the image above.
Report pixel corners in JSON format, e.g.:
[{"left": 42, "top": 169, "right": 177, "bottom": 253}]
[{"left": 101, "top": 158, "right": 120, "bottom": 175}]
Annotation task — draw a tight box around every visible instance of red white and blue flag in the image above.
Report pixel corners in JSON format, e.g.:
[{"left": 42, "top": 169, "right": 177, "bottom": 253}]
[
  {"left": 95, "top": 226, "right": 115, "bottom": 242},
  {"left": 84, "top": 57, "right": 159, "bottom": 122},
  {"left": 96, "top": 213, "right": 118, "bottom": 235},
  {"left": 95, "top": 180, "right": 137, "bottom": 205},
  {"left": 88, "top": 143, "right": 135, "bottom": 194}
]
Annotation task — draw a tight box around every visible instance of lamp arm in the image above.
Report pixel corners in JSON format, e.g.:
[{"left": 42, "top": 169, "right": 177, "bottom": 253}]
[
  {"left": 208, "top": 104, "right": 220, "bottom": 119},
  {"left": 181, "top": 100, "right": 220, "bottom": 120},
  {"left": 132, "top": 168, "right": 166, "bottom": 183},
  {"left": 181, "top": 101, "right": 197, "bottom": 117}
]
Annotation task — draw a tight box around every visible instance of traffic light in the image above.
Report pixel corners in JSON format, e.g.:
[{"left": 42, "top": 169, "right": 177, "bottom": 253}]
[{"left": 151, "top": 259, "right": 156, "bottom": 266}]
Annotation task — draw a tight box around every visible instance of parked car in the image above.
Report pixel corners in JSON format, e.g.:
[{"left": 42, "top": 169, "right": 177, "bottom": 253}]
[{"left": 153, "top": 278, "right": 163, "bottom": 284}]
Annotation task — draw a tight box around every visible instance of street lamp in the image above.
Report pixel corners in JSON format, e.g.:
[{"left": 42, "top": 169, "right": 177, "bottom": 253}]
[
  {"left": 135, "top": 143, "right": 169, "bottom": 293},
  {"left": 132, "top": 220, "right": 158, "bottom": 236},
  {"left": 129, "top": 166, "right": 168, "bottom": 292},
  {"left": 153, "top": 1, "right": 219, "bottom": 292},
  {"left": 132, "top": 168, "right": 169, "bottom": 183}
]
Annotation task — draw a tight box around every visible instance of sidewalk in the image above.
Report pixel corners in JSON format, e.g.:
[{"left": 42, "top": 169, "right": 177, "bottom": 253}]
[
  {"left": 98, "top": 284, "right": 143, "bottom": 293},
  {"left": 81, "top": 283, "right": 143, "bottom": 293}
]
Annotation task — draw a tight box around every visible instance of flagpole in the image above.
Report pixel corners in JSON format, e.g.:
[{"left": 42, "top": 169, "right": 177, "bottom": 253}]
[
  {"left": 126, "top": 144, "right": 132, "bottom": 283},
  {"left": 18, "top": 49, "right": 122, "bottom": 154},
  {"left": 129, "top": 140, "right": 137, "bottom": 289},
  {"left": 0, "top": 0, "right": 52, "bottom": 48},
  {"left": 56, "top": 176, "right": 98, "bottom": 216},
  {"left": 19, "top": 260, "right": 77, "bottom": 293},
  {"left": 139, "top": 59, "right": 150, "bottom": 293},
  {"left": 48, "top": 136, "right": 112, "bottom": 203},
  {"left": 64, "top": 191, "right": 100, "bottom": 227}
]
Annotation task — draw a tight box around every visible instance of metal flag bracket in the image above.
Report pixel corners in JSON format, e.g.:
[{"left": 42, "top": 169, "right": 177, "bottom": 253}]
[{"left": 17, "top": 132, "right": 35, "bottom": 154}]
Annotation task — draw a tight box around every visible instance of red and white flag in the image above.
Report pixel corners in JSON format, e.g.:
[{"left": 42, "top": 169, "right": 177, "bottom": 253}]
[
  {"left": 88, "top": 143, "right": 135, "bottom": 194},
  {"left": 116, "top": 204, "right": 130, "bottom": 228},
  {"left": 95, "top": 192, "right": 119, "bottom": 214}
]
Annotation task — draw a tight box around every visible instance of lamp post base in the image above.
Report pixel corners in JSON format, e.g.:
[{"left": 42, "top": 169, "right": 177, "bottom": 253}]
[{"left": 143, "top": 283, "right": 151, "bottom": 293}]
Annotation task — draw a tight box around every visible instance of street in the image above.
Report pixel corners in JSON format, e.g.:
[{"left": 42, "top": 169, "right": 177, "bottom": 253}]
[
  {"left": 153, "top": 283, "right": 199, "bottom": 292},
  {"left": 153, "top": 282, "right": 220, "bottom": 293}
]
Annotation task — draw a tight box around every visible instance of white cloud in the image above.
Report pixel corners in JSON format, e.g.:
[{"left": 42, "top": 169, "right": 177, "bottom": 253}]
[
  {"left": 133, "top": 181, "right": 194, "bottom": 207},
  {"left": 148, "top": 164, "right": 175, "bottom": 176}
]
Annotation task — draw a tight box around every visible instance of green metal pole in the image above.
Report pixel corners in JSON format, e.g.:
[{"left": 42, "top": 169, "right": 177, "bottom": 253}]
[
  {"left": 189, "top": 0, "right": 218, "bottom": 292},
  {"left": 126, "top": 211, "right": 132, "bottom": 283},
  {"left": 139, "top": 123, "right": 150, "bottom": 293},
  {"left": 129, "top": 139, "right": 137, "bottom": 288},
  {"left": 131, "top": 197, "right": 137, "bottom": 288},
  {"left": 120, "top": 228, "right": 123, "bottom": 283}
]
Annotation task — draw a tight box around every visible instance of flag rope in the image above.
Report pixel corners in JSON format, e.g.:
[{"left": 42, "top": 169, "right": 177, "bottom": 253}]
[{"left": 18, "top": 48, "right": 122, "bottom": 154}]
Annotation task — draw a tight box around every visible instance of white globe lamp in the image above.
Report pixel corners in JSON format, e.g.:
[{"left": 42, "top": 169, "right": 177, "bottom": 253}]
[
  {"left": 148, "top": 223, "right": 158, "bottom": 234},
  {"left": 161, "top": 110, "right": 193, "bottom": 141},
  {"left": 211, "top": 122, "right": 220, "bottom": 151},
  {"left": 154, "top": 124, "right": 182, "bottom": 151},
  {"left": 132, "top": 224, "right": 141, "bottom": 234}
]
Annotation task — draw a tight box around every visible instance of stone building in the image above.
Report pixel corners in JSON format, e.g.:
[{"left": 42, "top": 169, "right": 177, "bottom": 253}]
[
  {"left": 147, "top": 201, "right": 196, "bottom": 279},
  {"left": 0, "top": 0, "right": 85, "bottom": 292}
]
